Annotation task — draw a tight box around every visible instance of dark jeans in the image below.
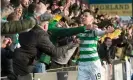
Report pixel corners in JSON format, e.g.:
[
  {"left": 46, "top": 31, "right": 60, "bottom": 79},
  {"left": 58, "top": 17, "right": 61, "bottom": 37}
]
[
  {"left": 33, "top": 62, "right": 46, "bottom": 73},
  {"left": 131, "top": 74, "right": 133, "bottom": 80}
]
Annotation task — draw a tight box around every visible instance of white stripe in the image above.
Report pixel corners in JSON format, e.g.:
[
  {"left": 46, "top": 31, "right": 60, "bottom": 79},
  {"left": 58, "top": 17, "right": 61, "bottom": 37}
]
[
  {"left": 78, "top": 33, "right": 86, "bottom": 37},
  {"left": 78, "top": 59, "right": 101, "bottom": 65},
  {"left": 80, "top": 40, "right": 97, "bottom": 44},
  {"left": 79, "top": 33, "right": 94, "bottom": 37},
  {"left": 80, "top": 53, "right": 99, "bottom": 58},
  {"left": 80, "top": 47, "right": 97, "bottom": 51}
]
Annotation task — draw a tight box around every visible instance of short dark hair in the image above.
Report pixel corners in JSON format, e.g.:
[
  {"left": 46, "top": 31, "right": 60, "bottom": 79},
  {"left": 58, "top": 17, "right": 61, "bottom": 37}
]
[
  {"left": 28, "top": 3, "right": 37, "bottom": 14},
  {"left": 82, "top": 9, "right": 93, "bottom": 15},
  {"left": 52, "top": 8, "right": 61, "bottom": 14},
  {"left": 7, "top": 12, "right": 16, "bottom": 21},
  {"left": 104, "top": 37, "right": 111, "bottom": 42}
]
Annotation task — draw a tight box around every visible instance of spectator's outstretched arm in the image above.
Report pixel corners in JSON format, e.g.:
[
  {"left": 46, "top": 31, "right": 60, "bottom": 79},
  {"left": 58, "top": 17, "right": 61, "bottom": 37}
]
[
  {"left": 1, "top": 18, "right": 36, "bottom": 34},
  {"left": 37, "top": 32, "right": 74, "bottom": 57},
  {"left": 94, "top": 27, "right": 114, "bottom": 36},
  {"left": 94, "top": 28, "right": 106, "bottom": 36}
]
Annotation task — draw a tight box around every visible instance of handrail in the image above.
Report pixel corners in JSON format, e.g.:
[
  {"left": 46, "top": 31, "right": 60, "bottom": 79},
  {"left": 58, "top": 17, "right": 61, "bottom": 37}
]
[{"left": 47, "top": 66, "right": 78, "bottom": 72}]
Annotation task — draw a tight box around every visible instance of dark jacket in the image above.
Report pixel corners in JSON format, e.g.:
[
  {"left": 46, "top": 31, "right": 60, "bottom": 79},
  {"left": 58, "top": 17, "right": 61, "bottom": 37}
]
[
  {"left": 13, "top": 26, "right": 74, "bottom": 75},
  {"left": 98, "top": 43, "right": 116, "bottom": 64},
  {"left": 1, "top": 48, "right": 13, "bottom": 76}
]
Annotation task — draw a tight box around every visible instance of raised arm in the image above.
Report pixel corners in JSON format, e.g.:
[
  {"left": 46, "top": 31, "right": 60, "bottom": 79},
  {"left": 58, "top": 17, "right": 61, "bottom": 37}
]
[{"left": 94, "top": 27, "right": 114, "bottom": 36}]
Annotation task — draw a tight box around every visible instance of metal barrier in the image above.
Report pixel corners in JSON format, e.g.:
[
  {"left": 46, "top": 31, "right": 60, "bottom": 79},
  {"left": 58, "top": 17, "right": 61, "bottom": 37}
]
[
  {"left": 33, "top": 61, "right": 127, "bottom": 80},
  {"left": 112, "top": 60, "right": 126, "bottom": 80},
  {"left": 33, "top": 71, "right": 77, "bottom": 80},
  {"left": 1, "top": 60, "right": 131, "bottom": 80},
  {"left": 47, "top": 66, "right": 78, "bottom": 72}
]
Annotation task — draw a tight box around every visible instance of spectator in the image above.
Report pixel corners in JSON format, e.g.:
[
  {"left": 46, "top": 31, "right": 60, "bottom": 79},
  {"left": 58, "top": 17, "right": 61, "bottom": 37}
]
[
  {"left": 6, "top": 9, "right": 22, "bottom": 50},
  {"left": 1, "top": 0, "right": 133, "bottom": 80},
  {"left": 1, "top": 0, "right": 37, "bottom": 35},
  {"left": 23, "top": 2, "right": 87, "bottom": 70},
  {"left": 1, "top": 38, "right": 15, "bottom": 80},
  {"left": 12, "top": 12, "right": 75, "bottom": 80},
  {"left": 98, "top": 37, "right": 116, "bottom": 80},
  {"left": 98, "top": 37, "right": 116, "bottom": 65},
  {"left": 20, "top": 0, "right": 30, "bottom": 17}
]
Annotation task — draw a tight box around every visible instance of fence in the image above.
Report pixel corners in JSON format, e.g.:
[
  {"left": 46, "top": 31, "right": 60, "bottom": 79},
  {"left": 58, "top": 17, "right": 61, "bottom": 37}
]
[
  {"left": 1, "top": 60, "right": 132, "bottom": 80},
  {"left": 33, "top": 60, "right": 132, "bottom": 80}
]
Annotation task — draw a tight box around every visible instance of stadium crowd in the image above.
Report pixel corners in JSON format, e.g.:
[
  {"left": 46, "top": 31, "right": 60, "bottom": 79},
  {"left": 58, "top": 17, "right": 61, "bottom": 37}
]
[{"left": 1, "top": 0, "right": 133, "bottom": 80}]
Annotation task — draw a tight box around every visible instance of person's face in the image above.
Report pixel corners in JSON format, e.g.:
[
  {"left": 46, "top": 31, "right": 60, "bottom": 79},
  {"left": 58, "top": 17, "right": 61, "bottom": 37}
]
[
  {"left": 81, "top": 4, "right": 86, "bottom": 10},
  {"left": 59, "top": 6, "right": 64, "bottom": 12},
  {"left": 12, "top": 12, "right": 21, "bottom": 21},
  {"left": 21, "top": 0, "right": 29, "bottom": 8},
  {"left": 15, "top": 4, "right": 23, "bottom": 19},
  {"left": 105, "top": 39, "right": 112, "bottom": 47},
  {"left": 51, "top": 4, "right": 58, "bottom": 11},
  {"left": 81, "top": 12, "right": 94, "bottom": 25}
]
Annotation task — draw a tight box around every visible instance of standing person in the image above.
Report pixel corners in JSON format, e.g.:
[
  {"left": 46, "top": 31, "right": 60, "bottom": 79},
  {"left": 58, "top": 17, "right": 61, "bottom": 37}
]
[
  {"left": 1, "top": 38, "right": 13, "bottom": 77},
  {"left": 12, "top": 12, "right": 76, "bottom": 80},
  {"left": 7, "top": 6, "right": 23, "bottom": 51},
  {"left": 77, "top": 10, "right": 114, "bottom": 80},
  {"left": 98, "top": 37, "right": 116, "bottom": 80},
  {"left": 98, "top": 37, "right": 116, "bottom": 62}
]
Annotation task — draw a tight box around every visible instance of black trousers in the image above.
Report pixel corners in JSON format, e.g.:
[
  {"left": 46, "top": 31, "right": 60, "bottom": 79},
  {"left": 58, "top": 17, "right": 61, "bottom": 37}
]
[{"left": 1, "top": 48, "right": 13, "bottom": 76}]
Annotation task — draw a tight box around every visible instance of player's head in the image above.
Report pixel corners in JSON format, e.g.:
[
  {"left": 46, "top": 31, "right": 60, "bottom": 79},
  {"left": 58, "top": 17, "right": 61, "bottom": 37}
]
[{"left": 81, "top": 9, "right": 94, "bottom": 26}]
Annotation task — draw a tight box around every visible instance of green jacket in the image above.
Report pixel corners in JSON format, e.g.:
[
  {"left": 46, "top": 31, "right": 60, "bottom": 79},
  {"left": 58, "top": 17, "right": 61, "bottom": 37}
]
[{"left": 1, "top": 18, "right": 36, "bottom": 35}]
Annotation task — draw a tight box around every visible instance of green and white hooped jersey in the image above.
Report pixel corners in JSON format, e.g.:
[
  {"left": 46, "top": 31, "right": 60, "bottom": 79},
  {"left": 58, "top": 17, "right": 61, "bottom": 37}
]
[{"left": 78, "top": 30, "right": 100, "bottom": 62}]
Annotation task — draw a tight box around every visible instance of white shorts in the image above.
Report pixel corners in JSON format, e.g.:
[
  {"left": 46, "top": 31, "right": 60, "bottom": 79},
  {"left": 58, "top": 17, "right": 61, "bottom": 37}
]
[{"left": 77, "top": 60, "right": 102, "bottom": 80}]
